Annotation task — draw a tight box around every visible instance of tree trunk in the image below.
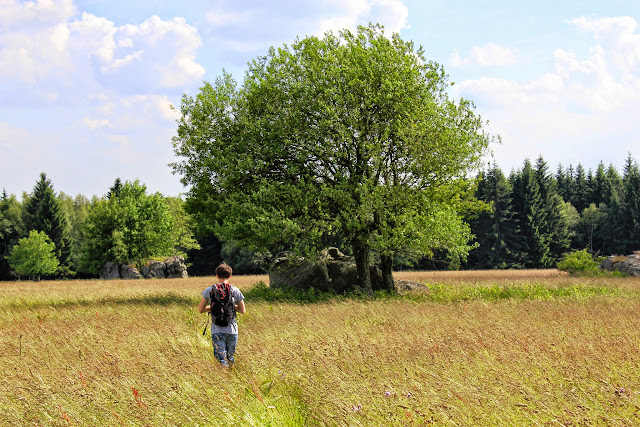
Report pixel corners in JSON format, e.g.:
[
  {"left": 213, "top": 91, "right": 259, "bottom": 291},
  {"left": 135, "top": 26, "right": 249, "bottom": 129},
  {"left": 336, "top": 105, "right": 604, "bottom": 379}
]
[
  {"left": 352, "top": 241, "right": 373, "bottom": 296},
  {"left": 380, "top": 253, "right": 395, "bottom": 292}
]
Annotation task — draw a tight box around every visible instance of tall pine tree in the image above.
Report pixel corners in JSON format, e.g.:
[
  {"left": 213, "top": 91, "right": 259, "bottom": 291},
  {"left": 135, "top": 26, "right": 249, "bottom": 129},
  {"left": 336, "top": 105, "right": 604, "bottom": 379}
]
[
  {"left": 467, "top": 163, "right": 519, "bottom": 269},
  {"left": 573, "top": 164, "right": 590, "bottom": 213},
  {"left": 510, "top": 160, "right": 550, "bottom": 268},
  {"left": 621, "top": 154, "right": 640, "bottom": 252},
  {"left": 559, "top": 164, "right": 576, "bottom": 205},
  {"left": 22, "top": 173, "right": 73, "bottom": 275},
  {"left": 591, "top": 162, "right": 608, "bottom": 207},
  {"left": 535, "top": 156, "right": 570, "bottom": 263}
]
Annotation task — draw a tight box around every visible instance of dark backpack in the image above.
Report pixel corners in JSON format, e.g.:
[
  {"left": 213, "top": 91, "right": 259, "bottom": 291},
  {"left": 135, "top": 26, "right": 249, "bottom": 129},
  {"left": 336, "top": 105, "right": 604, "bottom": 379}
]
[{"left": 210, "top": 283, "right": 235, "bottom": 327}]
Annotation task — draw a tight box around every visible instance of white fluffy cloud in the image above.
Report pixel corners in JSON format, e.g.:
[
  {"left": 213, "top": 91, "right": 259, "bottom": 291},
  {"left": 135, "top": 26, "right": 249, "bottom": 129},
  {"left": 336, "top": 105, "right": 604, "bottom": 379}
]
[
  {"left": 0, "top": 1, "right": 205, "bottom": 197},
  {"left": 0, "top": 5, "right": 205, "bottom": 106},
  {"left": 454, "top": 16, "right": 640, "bottom": 171},
  {"left": 0, "top": 0, "right": 76, "bottom": 28},
  {"left": 203, "top": 0, "right": 408, "bottom": 60},
  {"left": 315, "top": 0, "right": 409, "bottom": 36},
  {"left": 451, "top": 43, "right": 519, "bottom": 67}
]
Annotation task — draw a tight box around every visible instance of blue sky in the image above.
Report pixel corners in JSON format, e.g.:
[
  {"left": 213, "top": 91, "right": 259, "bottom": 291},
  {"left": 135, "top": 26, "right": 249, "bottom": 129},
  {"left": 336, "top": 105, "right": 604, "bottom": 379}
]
[{"left": 1, "top": 0, "right": 639, "bottom": 198}]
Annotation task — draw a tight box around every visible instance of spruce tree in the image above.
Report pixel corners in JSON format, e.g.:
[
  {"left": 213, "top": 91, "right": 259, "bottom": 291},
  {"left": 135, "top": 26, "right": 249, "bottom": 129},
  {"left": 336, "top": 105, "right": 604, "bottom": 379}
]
[
  {"left": 510, "top": 160, "right": 549, "bottom": 268},
  {"left": 468, "top": 164, "right": 518, "bottom": 269},
  {"left": 559, "top": 164, "right": 576, "bottom": 204},
  {"left": 600, "top": 190, "right": 626, "bottom": 254},
  {"left": 591, "top": 162, "right": 608, "bottom": 207},
  {"left": 535, "top": 156, "right": 570, "bottom": 264},
  {"left": 556, "top": 165, "right": 566, "bottom": 200},
  {"left": 589, "top": 163, "right": 621, "bottom": 254},
  {"left": 621, "top": 154, "right": 640, "bottom": 252},
  {"left": 573, "top": 164, "right": 590, "bottom": 213},
  {"left": 107, "top": 178, "right": 123, "bottom": 200},
  {"left": 606, "top": 164, "right": 623, "bottom": 198},
  {"left": 21, "top": 173, "right": 73, "bottom": 275}
]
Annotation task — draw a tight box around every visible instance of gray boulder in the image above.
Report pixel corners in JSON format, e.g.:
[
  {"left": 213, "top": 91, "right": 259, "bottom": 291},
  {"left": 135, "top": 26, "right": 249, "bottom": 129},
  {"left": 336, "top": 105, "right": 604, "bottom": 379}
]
[
  {"left": 120, "top": 264, "right": 142, "bottom": 279},
  {"left": 100, "top": 256, "right": 189, "bottom": 280},
  {"left": 269, "top": 251, "right": 330, "bottom": 291},
  {"left": 600, "top": 253, "right": 640, "bottom": 277},
  {"left": 165, "top": 256, "right": 188, "bottom": 278},
  {"left": 100, "top": 262, "right": 120, "bottom": 280},
  {"left": 269, "top": 247, "right": 384, "bottom": 293},
  {"left": 140, "top": 260, "right": 166, "bottom": 278}
]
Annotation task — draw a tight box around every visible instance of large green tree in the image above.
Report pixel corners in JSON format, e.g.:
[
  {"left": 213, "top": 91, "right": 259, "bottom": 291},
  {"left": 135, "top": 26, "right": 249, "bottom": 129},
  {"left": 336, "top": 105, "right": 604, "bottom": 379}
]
[
  {"left": 0, "top": 190, "right": 23, "bottom": 279},
  {"left": 172, "top": 25, "right": 493, "bottom": 294},
  {"left": 8, "top": 230, "right": 59, "bottom": 281},
  {"left": 58, "top": 192, "right": 95, "bottom": 272},
  {"left": 21, "top": 173, "right": 73, "bottom": 275},
  {"left": 164, "top": 196, "right": 201, "bottom": 257},
  {"left": 81, "top": 180, "right": 176, "bottom": 273}
]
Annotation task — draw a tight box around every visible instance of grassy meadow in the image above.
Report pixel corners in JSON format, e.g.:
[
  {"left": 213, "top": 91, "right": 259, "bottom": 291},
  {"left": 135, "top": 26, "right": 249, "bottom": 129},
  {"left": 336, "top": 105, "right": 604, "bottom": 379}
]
[{"left": 1, "top": 270, "right": 640, "bottom": 425}]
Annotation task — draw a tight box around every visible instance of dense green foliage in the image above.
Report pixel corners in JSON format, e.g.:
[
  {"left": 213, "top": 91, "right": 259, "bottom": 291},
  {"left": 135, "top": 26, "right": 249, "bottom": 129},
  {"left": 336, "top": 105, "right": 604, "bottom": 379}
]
[
  {"left": 465, "top": 153, "right": 640, "bottom": 270},
  {"left": 58, "top": 192, "right": 94, "bottom": 272},
  {"left": 0, "top": 190, "right": 23, "bottom": 278},
  {"left": 0, "top": 154, "right": 637, "bottom": 279},
  {"left": 556, "top": 249, "right": 601, "bottom": 275},
  {"left": 0, "top": 177, "right": 200, "bottom": 279},
  {"left": 81, "top": 180, "right": 177, "bottom": 273},
  {"left": 172, "top": 25, "right": 493, "bottom": 293},
  {"left": 21, "top": 173, "right": 73, "bottom": 275},
  {"left": 7, "top": 230, "right": 59, "bottom": 280},
  {"left": 466, "top": 164, "right": 518, "bottom": 269}
]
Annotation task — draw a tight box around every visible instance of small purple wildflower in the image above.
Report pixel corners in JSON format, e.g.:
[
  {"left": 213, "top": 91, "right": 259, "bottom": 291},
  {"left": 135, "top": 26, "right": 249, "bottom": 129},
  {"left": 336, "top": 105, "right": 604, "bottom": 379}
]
[{"left": 384, "top": 391, "right": 391, "bottom": 397}]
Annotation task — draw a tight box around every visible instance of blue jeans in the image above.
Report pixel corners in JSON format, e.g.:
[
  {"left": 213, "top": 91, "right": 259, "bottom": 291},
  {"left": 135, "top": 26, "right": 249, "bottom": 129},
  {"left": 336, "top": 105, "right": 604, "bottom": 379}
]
[{"left": 211, "top": 333, "right": 238, "bottom": 367}]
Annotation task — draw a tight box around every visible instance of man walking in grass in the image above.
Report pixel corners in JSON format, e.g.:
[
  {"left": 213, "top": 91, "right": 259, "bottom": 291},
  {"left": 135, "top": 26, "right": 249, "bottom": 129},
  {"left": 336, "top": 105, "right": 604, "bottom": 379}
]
[{"left": 198, "top": 263, "right": 245, "bottom": 368}]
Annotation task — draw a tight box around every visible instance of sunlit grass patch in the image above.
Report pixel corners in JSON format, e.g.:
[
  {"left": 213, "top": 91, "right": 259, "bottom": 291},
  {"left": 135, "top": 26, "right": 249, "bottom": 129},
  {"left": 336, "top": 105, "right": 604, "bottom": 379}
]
[
  {"left": 1, "top": 271, "right": 640, "bottom": 425},
  {"left": 412, "top": 282, "right": 620, "bottom": 303}
]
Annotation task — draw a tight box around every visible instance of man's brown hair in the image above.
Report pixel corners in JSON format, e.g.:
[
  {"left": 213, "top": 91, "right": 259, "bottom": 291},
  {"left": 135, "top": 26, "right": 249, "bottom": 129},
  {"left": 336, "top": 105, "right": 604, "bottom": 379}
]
[{"left": 215, "top": 263, "right": 233, "bottom": 279}]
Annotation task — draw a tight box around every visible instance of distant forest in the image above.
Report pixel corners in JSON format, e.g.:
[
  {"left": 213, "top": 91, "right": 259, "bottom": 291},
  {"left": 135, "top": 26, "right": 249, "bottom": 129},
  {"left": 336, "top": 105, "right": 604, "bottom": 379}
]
[
  {"left": 459, "top": 153, "right": 640, "bottom": 271},
  {"left": 1, "top": 153, "right": 638, "bottom": 280}
]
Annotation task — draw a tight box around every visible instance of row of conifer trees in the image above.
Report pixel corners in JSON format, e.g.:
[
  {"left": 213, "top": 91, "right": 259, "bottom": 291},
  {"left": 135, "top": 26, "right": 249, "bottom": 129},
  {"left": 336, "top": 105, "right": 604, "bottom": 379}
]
[
  {"left": 2, "top": 154, "right": 639, "bottom": 278},
  {"left": 464, "top": 154, "right": 640, "bottom": 270}
]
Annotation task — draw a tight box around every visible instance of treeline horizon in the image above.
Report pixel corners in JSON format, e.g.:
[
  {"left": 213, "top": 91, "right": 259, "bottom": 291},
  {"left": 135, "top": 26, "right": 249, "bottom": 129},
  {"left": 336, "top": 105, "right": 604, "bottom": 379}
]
[
  {"left": 1, "top": 153, "right": 638, "bottom": 280},
  {"left": 460, "top": 152, "right": 640, "bottom": 271}
]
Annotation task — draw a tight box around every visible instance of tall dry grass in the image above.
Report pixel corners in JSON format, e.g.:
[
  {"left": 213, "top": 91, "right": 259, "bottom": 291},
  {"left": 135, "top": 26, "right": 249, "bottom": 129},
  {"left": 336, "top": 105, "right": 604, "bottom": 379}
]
[{"left": 1, "top": 271, "right": 639, "bottom": 425}]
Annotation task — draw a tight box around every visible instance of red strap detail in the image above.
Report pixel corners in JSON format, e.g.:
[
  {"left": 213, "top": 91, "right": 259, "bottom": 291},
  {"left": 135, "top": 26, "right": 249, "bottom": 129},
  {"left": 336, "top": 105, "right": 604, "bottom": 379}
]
[{"left": 215, "top": 282, "right": 231, "bottom": 299}]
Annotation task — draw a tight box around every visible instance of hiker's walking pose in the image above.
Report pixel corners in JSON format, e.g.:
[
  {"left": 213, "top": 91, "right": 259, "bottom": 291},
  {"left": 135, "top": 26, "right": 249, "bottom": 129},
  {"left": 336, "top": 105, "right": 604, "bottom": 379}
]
[{"left": 198, "top": 263, "right": 245, "bottom": 368}]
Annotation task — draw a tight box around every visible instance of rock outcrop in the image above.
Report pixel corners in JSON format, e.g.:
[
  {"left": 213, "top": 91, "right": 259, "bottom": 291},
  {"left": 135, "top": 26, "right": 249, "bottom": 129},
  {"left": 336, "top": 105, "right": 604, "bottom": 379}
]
[
  {"left": 600, "top": 253, "right": 640, "bottom": 277},
  {"left": 165, "top": 256, "right": 189, "bottom": 278},
  {"left": 120, "top": 264, "right": 142, "bottom": 279},
  {"left": 99, "top": 256, "right": 188, "bottom": 280},
  {"left": 268, "top": 247, "right": 385, "bottom": 293},
  {"left": 139, "top": 260, "right": 166, "bottom": 279},
  {"left": 100, "top": 262, "right": 120, "bottom": 280}
]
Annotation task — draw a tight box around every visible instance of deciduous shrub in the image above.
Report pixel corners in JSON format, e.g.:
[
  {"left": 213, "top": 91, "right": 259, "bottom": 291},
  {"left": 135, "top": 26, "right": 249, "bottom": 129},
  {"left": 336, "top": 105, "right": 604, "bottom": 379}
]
[
  {"left": 8, "top": 230, "right": 59, "bottom": 280},
  {"left": 557, "top": 249, "right": 600, "bottom": 275}
]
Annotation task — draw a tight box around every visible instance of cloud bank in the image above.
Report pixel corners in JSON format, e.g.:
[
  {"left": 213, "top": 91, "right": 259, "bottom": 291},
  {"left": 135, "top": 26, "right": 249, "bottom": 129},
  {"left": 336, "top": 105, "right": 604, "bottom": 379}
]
[{"left": 452, "top": 16, "right": 640, "bottom": 172}]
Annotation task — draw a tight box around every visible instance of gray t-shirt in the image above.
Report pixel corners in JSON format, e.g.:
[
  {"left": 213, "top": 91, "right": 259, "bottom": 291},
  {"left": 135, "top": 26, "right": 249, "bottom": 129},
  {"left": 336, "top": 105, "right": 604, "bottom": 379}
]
[{"left": 202, "top": 284, "right": 244, "bottom": 335}]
